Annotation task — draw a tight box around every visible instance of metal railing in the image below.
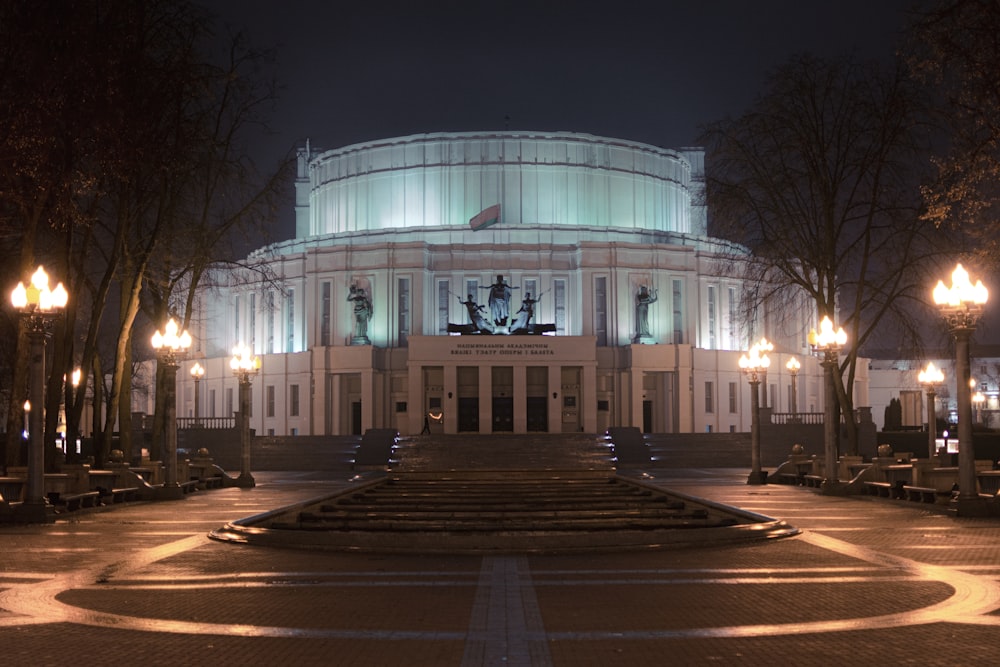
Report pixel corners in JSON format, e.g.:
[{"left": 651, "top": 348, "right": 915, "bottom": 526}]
[
  {"left": 177, "top": 417, "right": 236, "bottom": 430},
  {"left": 768, "top": 412, "right": 824, "bottom": 425}
]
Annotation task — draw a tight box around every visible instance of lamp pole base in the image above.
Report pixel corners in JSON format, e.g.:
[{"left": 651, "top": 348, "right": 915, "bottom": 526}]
[
  {"left": 152, "top": 484, "right": 185, "bottom": 501},
  {"left": 233, "top": 472, "right": 256, "bottom": 488},
  {"left": 10, "top": 500, "right": 56, "bottom": 524},
  {"left": 821, "top": 480, "right": 850, "bottom": 496},
  {"left": 954, "top": 495, "right": 991, "bottom": 518}
]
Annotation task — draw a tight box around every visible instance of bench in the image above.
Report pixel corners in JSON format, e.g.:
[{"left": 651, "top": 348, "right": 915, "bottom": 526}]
[
  {"left": 49, "top": 490, "right": 101, "bottom": 512},
  {"left": 94, "top": 485, "right": 140, "bottom": 504},
  {"left": 864, "top": 481, "right": 892, "bottom": 497},
  {"left": 803, "top": 475, "right": 825, "bottom": 488},
  {"left": 777, "top": 472, "right": 804, "bottom": 486},
  {"left": 0, "top": 477, "right": 25, "bottom": 503},
  {"left": 903, "top": 485, "right": 937, "bottom": 503},
  {"left": 194, "top": 474, "right": 225, "bottom": 489}
]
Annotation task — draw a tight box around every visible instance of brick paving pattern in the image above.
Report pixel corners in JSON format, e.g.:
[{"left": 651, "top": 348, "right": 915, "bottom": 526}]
[{"left": 3, "top": 467, "right": 1000, "bottom": 665}]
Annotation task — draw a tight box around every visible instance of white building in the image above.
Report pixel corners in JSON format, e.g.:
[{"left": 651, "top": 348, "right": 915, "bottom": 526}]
[
  {"left": 162, "top": 131, "right": 862, "bottom": 438},
  {"left": 868, "top": 353, "right": 1000, "bottom": 432}
]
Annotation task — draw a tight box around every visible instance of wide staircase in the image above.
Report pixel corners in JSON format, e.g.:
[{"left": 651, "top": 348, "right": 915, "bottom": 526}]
[
  {"left": 211, "top": 432, "right": 797, "bottom": 553},
  {"left": 389, "top": 432, "right": 615, "bottom": 473}
]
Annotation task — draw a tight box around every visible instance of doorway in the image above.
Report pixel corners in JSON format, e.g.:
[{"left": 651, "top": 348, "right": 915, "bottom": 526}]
[
  {"left": 458, "top": 397, "right": 480, "bottom": 432},
  {"left": 492, "top": 397, "right": 514, "bottom": 432},
  {"left": 527, "top": 396, "right": 548, "bottom": 432}
]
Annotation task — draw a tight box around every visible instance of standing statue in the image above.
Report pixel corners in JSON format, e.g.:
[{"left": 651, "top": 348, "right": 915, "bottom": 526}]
[
  {"left": 459, "top": 294, "right": 492, "bottom": 333},
  {"left": 510, "top": 292, "right": 539, "bottom": 333},
  {"left": 480, "top": 274, "right": 519, "bottom": 327},
  {"left": 635, "top": 285, "right": 658, "bottom": 340},
  {"left": 347, "top": 284, "right": 373, "bottom": 342}
]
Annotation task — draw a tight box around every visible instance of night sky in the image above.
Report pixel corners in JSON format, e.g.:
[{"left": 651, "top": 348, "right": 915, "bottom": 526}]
[
  {"left": 202, "top": 1, "right": 1000, "bottom": 344},
  {"left": 203, "top": 0, "right": 918, "bottom": 170}
]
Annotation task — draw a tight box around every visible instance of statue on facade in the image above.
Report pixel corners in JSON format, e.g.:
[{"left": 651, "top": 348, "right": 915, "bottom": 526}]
[
  {"left": 459, "top": 294, "right": 492, "bottom": 333},
  {"left": 348, "top": 284, "right": 372, "bottom": 343},
  {"left": 633, "top": 285, "right": 657, "bottom": 343},
  {"left": 510, "top": 292, "right": 539, "bottom": 333},
  {"left": 481, "top": 274, "right": 518, "bottom": 327}
]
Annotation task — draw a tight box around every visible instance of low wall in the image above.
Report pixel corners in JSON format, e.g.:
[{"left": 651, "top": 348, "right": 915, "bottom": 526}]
[{"left": 177, "top": 429, "right": 360, "bottom": 472}]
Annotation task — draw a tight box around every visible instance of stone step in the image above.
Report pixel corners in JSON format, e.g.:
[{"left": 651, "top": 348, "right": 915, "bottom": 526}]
[
  {"left": 319, "top": 499, "right": 686, "bottom": 513},
  {"left": 284, "top": 514, "right": 726, "bottom": 532},
  {"left": 390, "top": 433, "right": 614, "bottom": 472}
]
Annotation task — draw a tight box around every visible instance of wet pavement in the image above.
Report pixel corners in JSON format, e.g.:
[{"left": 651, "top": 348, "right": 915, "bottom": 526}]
[{"left": 3, "top": 467, "right": 1000, "bottom": 666}]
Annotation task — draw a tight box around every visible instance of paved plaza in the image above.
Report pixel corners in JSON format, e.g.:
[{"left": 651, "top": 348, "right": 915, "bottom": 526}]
[{"left": 2, "top": 467, "right": 1000, "bottom": 666}]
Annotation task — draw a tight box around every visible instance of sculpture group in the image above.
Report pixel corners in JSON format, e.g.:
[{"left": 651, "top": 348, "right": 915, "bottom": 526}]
[
  {"left": 449, "top": 274, "right": 554, "bottom": 335},
  {"left": 349, "top": 278, "right": 660, "bottom": 340}
]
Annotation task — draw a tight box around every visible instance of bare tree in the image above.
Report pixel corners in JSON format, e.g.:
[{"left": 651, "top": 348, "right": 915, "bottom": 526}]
[
  {"left": 907, "top": 0, "right": 1000, "bottom": 269},
  {"left": 701, "top": 54, "right": 945, "bottom": 455},
  {"left": 0, "top": 0, "right": 291, "bottom": 470}
]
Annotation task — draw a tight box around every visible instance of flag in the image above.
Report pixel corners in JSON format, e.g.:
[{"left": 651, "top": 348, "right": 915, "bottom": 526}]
[{"left": 469, "top": 204, "right": 501, "bottom": 231}]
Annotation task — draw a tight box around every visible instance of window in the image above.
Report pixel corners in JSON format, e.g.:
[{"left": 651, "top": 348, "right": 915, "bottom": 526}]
[
  {"left": 234, "top": 295, "right": 240, "bottom": 345},
  {"left": 705, "top": 381, "right": 714, "bottom": 413},
  {"left": 524, "top": 279, "right": 537, "bottom": 306},
  {"left": 290, "top": 428, "right": 298, "bottom": 436},
  {"left": 728, "top": 287, "right": 738, "bottom": 350},
  {"left": 209, "top": 389, "right": 216, "bottom": 418},
  {"left": 672, "top": 279, "right": 683, "bottom": 344},
  {"left": 707, "top": 285, "right": 716, "bottom": 349},
  {"left": 397, "top": 278, "right": 410, "bottom": 347},
  {"left": 395, "top": 401, "right": 407, "bottom": 412},
  {"left": 465, "top": 279, "right": 478, "bottom": 323},
  {"left": 597, "top": 400, "right": 609, "bottom": 411},
  {"left": 729, "top": 382, "right": 737, "bottom": 413},
  {"left": 437, "top": 280, "right": 449, "bottom": 334},
  {"left": 266, "top": 385, "right": 275, "bottom": 418},
  {"left": 285, "top": 288, "right": 295, "bottom": 352},
  {"left": 554, "top": 279, "right": 566, "bottom": 335},
  {"left": 249, "top": 293, "right": 256, "bottom": 351},
  {"left": 226, "top": 387, "right": 234, "bottom": 417},
  {"left": 594, "top": 277, "right": 607, "bottom": 346},
  {"left": 265, "top": 290, "right": 275, "bottom": 354},
  {"left": 290, "top": 384, "right": 300, "bottom": 417},
  {"left": 320, "top": 282, "right": 331, "bottom": 346}
]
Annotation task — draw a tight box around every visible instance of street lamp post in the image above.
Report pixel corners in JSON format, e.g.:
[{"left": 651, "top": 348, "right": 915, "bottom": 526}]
[
  {"left": 918, "top": 361, "right": 945, "bottom": 460},
  {"left": 933, "top": 263, "right": 988, "bottom": 516},
  {"left": 809, "top": 315, "right": 847, "bottom": 494},
  {"left": 973, "top": 390, "right": 986, "bottom": 426},
  {"left": 190, "top": 362, "right": 205, "bottom": 426},
  {"left": 10, "top": 266, "right": 68, "bottom": 522},
  {"left": 62, "top": 367, "right": 82, "bottom": 463},
  {"left": 230, "top": 343, "right": 259, "bottom": 488},
  {"left": 755, "top": 337, "right": 774, "bottom": 410},
  {"left": 151, "top": 318, "right": 192, "bottom": 497},
  {"left": 786, "top": 357, "right": 800, "bottom": 418},
  {"left": 739, "top": 341, "right": 771, "bottom": 485}
]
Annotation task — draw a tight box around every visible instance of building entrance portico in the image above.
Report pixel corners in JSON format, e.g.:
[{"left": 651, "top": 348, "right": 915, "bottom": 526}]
[{"left": 407, "top": 336, "right": 598, "bottom": 435}]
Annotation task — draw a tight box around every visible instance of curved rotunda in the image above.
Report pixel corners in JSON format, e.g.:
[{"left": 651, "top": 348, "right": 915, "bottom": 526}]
[{"left": 180, "top": 131, "right": 821, "bottom": 439}]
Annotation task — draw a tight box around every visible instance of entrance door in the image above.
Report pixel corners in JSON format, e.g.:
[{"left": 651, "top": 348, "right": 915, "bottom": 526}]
[
  {"left": 527, "top": 396, "right": 548, "bottom": 432},
  {"left": 492, "top": 397, "right": 514, "bottom": 432},
  {"left": 458, "top": 397, "right": 480, "bottom": 432},
  {"left": 643, "top": 400, "right": 653, "bottom": 434},
  {"left": 351, "top": 401, "right": 362, "bottom": 435}
]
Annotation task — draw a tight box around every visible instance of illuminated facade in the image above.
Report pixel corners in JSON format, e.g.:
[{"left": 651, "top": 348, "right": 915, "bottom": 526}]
[{"left": 171, "top": 131, "right": 840, "bottom": 437}]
